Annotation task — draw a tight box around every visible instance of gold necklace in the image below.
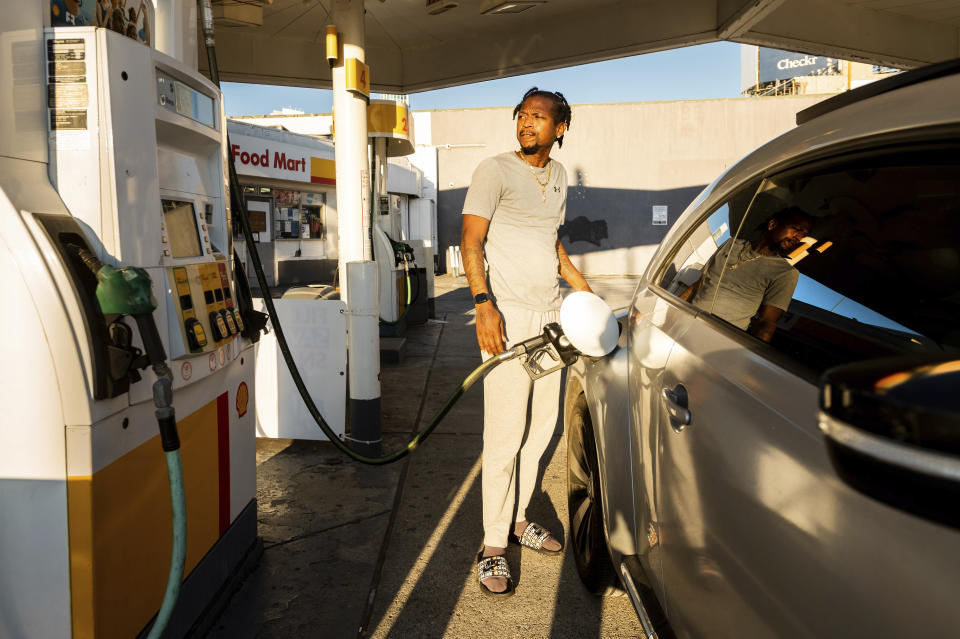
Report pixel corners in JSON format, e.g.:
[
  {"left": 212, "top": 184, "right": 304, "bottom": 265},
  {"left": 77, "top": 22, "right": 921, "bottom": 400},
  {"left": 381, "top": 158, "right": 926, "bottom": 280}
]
[
  {"left": 517, "top": 152, "right": 551, "bottom": 202},
  {"left": 725, "top": 243, "right": 766, "bottom": 270}
]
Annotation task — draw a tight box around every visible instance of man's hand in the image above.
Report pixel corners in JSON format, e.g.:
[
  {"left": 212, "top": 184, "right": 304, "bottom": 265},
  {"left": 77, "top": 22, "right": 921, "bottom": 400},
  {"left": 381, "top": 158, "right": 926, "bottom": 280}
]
[{"left": 475, "top": 302, "right": 506, "bottom": 354}]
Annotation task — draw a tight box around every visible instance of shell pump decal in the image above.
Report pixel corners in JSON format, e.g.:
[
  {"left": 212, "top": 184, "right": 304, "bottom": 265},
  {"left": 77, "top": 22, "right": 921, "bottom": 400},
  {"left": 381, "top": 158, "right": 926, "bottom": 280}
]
[{"left": 236, "top": 381, "right": 249, "bottom": 418}]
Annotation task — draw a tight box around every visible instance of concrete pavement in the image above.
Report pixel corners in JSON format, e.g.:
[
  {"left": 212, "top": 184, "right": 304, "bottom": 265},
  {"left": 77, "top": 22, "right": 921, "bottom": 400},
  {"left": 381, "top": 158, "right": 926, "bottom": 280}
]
[{"left": 202, "top": 275, "right": 644, "bottom": 639}]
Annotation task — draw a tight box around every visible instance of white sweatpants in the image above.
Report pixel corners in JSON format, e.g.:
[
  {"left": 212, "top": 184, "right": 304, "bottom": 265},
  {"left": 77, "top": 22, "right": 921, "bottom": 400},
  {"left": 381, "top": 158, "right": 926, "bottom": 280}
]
[{"left": 481, "top": 304, "right": 561, "bottom": 549}]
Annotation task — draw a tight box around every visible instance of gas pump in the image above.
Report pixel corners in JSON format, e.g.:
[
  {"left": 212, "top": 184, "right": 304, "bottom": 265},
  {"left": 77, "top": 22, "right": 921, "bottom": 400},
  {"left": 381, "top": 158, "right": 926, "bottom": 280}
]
[
  {"left": 0, "top": 4, "right": 257, "bottom": 637},
  {"left": 372, "top": 197, "right": 416, "bottom": 326}
]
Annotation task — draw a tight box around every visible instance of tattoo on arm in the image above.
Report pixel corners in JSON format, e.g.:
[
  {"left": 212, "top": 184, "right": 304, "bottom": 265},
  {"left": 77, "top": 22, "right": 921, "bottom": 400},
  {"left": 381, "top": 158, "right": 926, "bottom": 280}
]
[{"left": 461, "top": 246, "right": 488, "bottom": 297}]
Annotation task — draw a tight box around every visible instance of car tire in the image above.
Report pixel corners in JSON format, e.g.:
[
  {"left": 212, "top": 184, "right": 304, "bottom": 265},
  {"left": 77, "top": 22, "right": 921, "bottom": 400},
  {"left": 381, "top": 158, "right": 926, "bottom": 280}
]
[{"left": 567, "top": 393, "right": 620, "bottom": 595}]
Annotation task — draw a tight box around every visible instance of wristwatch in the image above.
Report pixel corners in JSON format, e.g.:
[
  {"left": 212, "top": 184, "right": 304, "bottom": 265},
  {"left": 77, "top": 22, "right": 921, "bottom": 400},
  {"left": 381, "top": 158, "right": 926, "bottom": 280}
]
[{"left": 474, "top": 292, "right": 491, "bottom": 305}]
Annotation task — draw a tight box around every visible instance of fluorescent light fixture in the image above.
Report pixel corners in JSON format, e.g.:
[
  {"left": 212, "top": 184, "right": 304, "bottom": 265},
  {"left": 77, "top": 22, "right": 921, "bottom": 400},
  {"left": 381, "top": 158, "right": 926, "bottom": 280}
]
[
  {"left": 481, "top": 1, "right": 546, "bottom": 15},
  {"left": 426, "top": 0, "right": 459, "bottom": 15}
]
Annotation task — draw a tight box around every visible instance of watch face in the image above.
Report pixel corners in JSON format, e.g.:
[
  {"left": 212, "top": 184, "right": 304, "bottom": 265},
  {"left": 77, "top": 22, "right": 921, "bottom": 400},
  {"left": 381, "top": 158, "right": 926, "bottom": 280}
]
[{"left": 474, "top": 293, "right": 489, "bottom": 304}]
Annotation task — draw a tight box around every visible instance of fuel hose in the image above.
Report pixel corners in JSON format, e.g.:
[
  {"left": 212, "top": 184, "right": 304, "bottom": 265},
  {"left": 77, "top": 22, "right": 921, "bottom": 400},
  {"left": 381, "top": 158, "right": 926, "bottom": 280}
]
[{"left": 200, "top": 2, "right": 513, "bottom": 465}]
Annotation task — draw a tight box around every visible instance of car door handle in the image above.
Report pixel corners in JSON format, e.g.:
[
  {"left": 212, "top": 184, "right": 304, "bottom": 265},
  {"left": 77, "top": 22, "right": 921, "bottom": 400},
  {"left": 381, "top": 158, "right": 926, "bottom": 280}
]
[{"left": 662, "top": 384, "right": 692, "bottom": 432}]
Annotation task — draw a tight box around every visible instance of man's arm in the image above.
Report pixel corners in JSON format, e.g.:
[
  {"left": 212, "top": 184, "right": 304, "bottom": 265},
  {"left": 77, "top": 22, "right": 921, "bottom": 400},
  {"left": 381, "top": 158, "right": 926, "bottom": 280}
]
[
  {"left": 748, "top": 305, "right": 784, "bottom": 343},
  {"left": 679, "top": 273, "right": 704, "bottom": 302},
  {"left": 750, "top": 267, "right": 798, "bottom": 342},
  {"left": 462, "top": 214, "right": 506, "bottom": 354},
  {"left": 556, "top": 239, "right": 593, "bottom": 294}
]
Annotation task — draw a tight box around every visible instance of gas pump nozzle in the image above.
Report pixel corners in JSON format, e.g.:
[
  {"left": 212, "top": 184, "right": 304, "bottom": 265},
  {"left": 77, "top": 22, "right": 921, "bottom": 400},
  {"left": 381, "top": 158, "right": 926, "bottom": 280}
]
[
  {"left": 501, "top": 322, "right": 581, "bottom": 381},
  {"left": 69, "top": 245, "right": 180, "bottom": 452},
  {"left": 497, "top": 292, "right": 620, "bottom": 381}
]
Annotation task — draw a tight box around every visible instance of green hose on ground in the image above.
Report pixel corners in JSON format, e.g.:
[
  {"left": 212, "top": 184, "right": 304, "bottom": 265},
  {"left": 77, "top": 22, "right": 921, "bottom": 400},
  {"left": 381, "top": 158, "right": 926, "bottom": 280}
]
[{"left": 146, "top": 450, "right": 187, "bottom": 639}]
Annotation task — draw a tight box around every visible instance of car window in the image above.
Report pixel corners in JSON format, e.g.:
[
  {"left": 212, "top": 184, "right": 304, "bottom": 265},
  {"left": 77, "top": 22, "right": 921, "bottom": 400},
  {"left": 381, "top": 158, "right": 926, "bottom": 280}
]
[
  {"left": 657, "top": 180, "right": 760, "bottom": 302},
  {"left": 714, "top": 147, "right": 960, "bottom": 371}
]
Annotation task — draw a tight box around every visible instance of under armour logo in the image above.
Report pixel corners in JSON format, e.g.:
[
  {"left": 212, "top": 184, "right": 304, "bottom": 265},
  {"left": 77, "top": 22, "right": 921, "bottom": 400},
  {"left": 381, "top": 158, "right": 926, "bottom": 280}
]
[{"left": 553, "top": 186, "right": 561, "bottom": 192}]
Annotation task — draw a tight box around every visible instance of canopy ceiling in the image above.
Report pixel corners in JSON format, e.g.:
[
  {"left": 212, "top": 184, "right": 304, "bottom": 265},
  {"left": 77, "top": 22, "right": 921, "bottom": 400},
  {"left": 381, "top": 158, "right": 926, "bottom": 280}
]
[{"left": 201, "top": 0, "right": 960, "bottom": 92}]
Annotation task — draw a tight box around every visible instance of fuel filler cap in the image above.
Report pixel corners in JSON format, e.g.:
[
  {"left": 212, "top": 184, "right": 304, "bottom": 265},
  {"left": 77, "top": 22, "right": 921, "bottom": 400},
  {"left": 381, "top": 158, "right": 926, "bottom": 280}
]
[{"left": 559, "top": 291, "right": 618, "bottom": 357}]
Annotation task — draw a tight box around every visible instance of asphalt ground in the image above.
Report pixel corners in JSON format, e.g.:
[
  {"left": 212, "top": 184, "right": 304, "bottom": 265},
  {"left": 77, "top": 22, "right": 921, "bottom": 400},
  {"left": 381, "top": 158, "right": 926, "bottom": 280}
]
[{"left": 203, "top": 274, "right": 644, "bottom": 639}]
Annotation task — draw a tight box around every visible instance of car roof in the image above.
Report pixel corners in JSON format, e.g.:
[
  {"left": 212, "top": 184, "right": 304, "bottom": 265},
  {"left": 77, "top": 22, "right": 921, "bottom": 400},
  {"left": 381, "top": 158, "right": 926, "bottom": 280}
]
[
  {"left": 796, "top": 57, "right": 960, "bottom": 126},
  {"left": 709, "top": 60, "right": 960, "bottom": 206}
]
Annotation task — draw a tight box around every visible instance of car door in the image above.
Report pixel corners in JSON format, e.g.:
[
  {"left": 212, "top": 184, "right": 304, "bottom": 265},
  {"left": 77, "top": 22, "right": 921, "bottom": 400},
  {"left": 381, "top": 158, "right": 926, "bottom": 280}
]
[
  {"left": 627, "top": 183, "right": 757, "bottom": 608},
  {"left": 656, "top": 143, "right": 960, "bottom": 638}
]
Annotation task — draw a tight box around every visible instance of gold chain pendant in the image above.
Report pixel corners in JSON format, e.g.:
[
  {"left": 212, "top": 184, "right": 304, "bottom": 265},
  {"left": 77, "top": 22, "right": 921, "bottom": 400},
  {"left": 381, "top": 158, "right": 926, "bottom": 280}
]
[
  {"left": 517, "top": 153, "right": 551, "bottom": 202},
  {"left": 726, "top": 244, "right": 764, "bottom": 270}
]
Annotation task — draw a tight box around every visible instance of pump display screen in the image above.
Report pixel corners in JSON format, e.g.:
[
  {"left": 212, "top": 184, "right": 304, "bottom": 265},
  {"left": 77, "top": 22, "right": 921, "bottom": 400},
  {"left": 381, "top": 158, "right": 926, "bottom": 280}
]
[
  {"left": 162, "top": 200, "right": 204, "bottom": 258},
  {"left": 156, "top": 70, "right": 216, "bottom": 129}
]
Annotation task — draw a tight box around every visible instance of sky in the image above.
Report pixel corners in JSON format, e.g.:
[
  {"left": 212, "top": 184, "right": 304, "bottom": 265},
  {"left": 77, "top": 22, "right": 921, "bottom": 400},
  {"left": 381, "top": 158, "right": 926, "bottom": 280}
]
[{"left": 221, "top": 41, "right": 743, "bottom": 117}]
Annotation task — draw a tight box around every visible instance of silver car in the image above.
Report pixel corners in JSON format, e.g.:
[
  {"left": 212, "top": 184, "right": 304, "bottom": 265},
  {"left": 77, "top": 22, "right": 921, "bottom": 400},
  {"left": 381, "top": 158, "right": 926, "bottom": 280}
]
[{"left": 564, "top": 60, "right": 960, "bottom": 638}]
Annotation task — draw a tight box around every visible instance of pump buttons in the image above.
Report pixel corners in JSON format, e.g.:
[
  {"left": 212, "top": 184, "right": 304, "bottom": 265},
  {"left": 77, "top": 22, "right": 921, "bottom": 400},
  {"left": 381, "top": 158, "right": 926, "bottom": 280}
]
[
  {"left": 221, "top": 309, "right": 237, "bottom": 335},
  {"left": 184, "top": 318, "right": 208, "bottom": 351},
  {"left": 231, "top": 308, "right": 245, "bottom": 333},
  {"left": 209, "top": 311, "right": 228, "bottom": 341}
]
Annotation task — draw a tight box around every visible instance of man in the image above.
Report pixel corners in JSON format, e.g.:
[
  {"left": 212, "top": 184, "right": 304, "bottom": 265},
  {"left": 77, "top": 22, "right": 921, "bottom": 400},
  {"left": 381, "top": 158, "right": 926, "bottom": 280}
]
[
  {"left": 682, "top": 208, "right": 814, "bottom": 342},
  {"left": 461, "top": 88, "right": 592, "bottom": 596}
]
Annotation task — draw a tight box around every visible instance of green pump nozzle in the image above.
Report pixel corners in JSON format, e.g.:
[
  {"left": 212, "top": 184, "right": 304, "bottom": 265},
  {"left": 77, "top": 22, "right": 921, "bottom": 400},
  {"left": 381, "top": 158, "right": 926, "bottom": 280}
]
[
  {"left": 95, "top": 264, "right": 158, "bottom": 316},
  {"left": 70, "top": 245, "right": 178, "bottom": 450},
  {"left": 71, "top": 245, "right": 158, "bottom": 315}
]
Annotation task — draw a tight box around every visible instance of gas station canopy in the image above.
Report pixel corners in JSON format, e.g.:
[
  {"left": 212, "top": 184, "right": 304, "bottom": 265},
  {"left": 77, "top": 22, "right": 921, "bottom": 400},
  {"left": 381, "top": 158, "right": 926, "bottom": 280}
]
[{"left": 203, "top": 0, "right": 960, "bottom": 92}]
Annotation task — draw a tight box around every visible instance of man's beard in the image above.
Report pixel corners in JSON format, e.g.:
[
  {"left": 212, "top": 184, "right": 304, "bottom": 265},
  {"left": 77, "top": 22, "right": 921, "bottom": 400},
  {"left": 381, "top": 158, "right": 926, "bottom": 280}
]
[{"left": 519, "top": 145, "right": 539, "bottom": 155}]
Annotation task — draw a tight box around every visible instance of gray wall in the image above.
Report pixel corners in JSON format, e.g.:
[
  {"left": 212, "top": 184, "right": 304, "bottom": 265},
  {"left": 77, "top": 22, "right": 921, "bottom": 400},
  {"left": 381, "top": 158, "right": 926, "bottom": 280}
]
[{"left": 424, "top": 95, "right": 826, "bottom": 275}]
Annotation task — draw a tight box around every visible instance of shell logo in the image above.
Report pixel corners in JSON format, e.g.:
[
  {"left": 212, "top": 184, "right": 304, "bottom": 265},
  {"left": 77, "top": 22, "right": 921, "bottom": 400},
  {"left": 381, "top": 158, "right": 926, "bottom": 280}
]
[{"left": 236, "top": 382, "right": 249, "bottom": 418}]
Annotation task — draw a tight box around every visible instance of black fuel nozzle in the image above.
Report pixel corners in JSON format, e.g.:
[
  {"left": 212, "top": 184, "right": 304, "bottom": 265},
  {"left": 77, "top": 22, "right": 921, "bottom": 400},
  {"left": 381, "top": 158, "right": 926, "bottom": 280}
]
[{"left": 508, "top": 322, "right": 582, "bottom": 381}]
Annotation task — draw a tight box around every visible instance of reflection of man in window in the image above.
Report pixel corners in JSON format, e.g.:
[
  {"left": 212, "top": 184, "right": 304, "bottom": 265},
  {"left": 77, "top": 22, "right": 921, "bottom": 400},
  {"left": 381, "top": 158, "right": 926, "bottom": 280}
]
[{"left": 681, "top": 208, "right": 813, "bottom": 342}]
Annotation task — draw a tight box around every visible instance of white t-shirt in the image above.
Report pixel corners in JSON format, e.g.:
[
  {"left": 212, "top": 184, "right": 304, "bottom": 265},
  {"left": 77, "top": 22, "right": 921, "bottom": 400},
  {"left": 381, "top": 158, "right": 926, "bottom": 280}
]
[{"left": 462, "top": 152, "right": 567, "bottom": 311}]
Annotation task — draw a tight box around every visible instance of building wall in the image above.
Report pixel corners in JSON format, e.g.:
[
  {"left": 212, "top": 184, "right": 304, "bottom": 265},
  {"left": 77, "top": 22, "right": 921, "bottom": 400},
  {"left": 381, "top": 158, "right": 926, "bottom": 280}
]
[{"left": 424, "top": 95, "right": 826, "bottom": 276}]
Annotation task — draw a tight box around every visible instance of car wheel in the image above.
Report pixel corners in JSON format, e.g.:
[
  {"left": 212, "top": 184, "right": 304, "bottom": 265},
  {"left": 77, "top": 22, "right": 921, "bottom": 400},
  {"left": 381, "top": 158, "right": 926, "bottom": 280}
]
[{"left": 567, "top": 393, "right": 618, "bottom": 595}]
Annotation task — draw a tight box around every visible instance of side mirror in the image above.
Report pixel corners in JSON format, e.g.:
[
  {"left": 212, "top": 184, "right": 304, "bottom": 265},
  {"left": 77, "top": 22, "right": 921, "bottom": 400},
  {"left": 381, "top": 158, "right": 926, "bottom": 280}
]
[{"left": 819, "top": 355, "right": 960, "bottom": 528}]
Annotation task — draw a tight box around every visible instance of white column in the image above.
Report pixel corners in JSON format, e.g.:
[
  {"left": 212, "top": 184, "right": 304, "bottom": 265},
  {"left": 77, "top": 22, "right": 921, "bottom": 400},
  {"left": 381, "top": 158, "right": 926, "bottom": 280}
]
[
  {"left": 331, "top": 0, "right": 381, "bottom": 454},
  {"left": 156, "top": 0, "right": 196, "bottom": 69},
  {"left": 346, "top": 261, "right": 381, "bottom": 455},
  {"left": 156, "top": 0, "right": 185, "bottom": 63},
  {"left": 332, "top": 0, "right": 371, "bottom": 303}
]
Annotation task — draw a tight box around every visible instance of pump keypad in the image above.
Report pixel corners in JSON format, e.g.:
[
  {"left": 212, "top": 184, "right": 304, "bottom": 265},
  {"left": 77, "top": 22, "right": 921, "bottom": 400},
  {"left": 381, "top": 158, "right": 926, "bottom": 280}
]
[{"left": 166, "top": 260, "right": 240, "bottom": 358}]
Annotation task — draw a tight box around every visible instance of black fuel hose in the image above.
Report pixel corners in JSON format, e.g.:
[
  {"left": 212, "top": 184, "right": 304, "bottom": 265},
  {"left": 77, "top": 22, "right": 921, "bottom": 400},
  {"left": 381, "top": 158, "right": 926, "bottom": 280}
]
[{"left": 200, "top": 4, "right": 510, "bottom": 465}]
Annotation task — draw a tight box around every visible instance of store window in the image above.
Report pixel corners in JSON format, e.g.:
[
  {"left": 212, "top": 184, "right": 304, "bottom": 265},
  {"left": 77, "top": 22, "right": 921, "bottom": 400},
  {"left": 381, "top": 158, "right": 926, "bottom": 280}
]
[
  {"left": 274, "top": 189, "right": 326, "bottom": 240},
  {"left": 233, "top": 187, "right": 326, "bottom": 241}
]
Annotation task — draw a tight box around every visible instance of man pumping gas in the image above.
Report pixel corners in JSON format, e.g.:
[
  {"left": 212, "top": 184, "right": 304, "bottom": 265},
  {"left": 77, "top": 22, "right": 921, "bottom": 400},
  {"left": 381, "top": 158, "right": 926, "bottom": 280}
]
[{"left": 461, "top": 87, "right": 593, "bottom": 597}]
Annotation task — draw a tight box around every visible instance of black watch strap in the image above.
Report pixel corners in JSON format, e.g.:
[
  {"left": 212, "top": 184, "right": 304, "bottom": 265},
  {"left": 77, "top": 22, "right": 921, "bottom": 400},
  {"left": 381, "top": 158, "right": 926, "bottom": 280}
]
[{"left": 474, "top": 292, "right": 491, "bottom": 305}]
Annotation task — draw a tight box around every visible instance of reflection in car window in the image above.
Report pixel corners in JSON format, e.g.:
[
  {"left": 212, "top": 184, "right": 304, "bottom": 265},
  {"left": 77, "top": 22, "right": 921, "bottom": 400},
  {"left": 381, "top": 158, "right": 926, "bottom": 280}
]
[
  {"left": 720, "top": 148, "right": 959, "bottom": 371},
  {"left": 686, "top": 207, "right": 812, "bottom": 342},
  {"left": 659, "top": 180, "right": 760, "bottom": 299}
]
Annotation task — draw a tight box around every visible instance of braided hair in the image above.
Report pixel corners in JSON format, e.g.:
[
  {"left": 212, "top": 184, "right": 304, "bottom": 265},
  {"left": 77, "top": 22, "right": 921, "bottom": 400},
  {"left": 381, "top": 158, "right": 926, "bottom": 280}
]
[{"left": 513, "top": 87, "right": 572, "bottom": 148}]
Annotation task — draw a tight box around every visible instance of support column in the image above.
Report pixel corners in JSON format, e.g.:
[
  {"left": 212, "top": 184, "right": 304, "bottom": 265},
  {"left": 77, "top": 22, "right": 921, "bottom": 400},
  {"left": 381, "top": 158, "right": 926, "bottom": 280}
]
[
  {"left": 346, "top": 261, "right": 381, "bottom": 455},
  {"left": 331, "top": 0, "right": 381, "bottom": 455},
  {"left": 332, "top": 0, "right": 371, "bottom": 300}
]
